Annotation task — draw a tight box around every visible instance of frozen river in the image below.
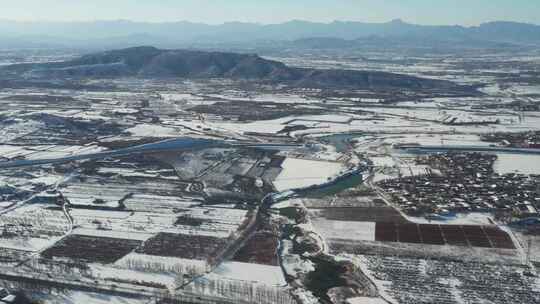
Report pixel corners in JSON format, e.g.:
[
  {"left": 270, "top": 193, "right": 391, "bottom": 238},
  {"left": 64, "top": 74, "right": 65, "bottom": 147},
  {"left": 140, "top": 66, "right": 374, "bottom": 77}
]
[{"left": 0, "top": 137, "right": 300, "bottom": 169}]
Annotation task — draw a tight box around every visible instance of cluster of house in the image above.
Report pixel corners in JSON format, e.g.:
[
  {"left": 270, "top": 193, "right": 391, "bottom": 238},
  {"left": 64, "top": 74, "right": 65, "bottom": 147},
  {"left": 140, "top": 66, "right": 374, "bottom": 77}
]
[
  {"left": 481, "top": 131, "right": 540, "bottom": 149},
  {"left": 378, "top": 153, "right": 540, "bottom": 219}
]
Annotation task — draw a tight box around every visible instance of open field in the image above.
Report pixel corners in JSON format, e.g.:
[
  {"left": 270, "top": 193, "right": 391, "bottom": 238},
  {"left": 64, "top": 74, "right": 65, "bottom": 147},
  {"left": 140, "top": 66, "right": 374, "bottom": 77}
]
[
  {"left": 374, "top": 223, "right": 515, "bottom": 249},
  {"left": 42, "top": 235, "right": 142, "bottom": 264},
  {"left": 136, "top": 232, "right": 227, "bottom": 261},
  {"left": 233, "top": 232, "right": 280, "bottom": 266}
]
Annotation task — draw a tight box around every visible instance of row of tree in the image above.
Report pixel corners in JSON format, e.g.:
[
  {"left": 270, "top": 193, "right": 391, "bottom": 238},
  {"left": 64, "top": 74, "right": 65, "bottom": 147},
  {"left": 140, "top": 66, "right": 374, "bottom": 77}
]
[{"left": 180, "top": 278, "right": 296, "bottom": 304}]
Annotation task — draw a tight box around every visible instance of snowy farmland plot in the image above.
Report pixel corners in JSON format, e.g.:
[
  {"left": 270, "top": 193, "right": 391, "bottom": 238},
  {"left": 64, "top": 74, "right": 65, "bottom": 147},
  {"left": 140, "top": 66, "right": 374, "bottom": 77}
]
[
  {"left": 206, "top": 261, "right": 286, "bottom": 286},
  {"left": 273, "top": 158, "right": 346, "bottom": 191},
  {"left": 0, "top": 203, "right": 70, "bottom": 252},
  {"left": 311, "top": 219, "right": 376, "bottom": 242},
  {"left": 0, "top": 142, "right": 283, "bottom": 301}
]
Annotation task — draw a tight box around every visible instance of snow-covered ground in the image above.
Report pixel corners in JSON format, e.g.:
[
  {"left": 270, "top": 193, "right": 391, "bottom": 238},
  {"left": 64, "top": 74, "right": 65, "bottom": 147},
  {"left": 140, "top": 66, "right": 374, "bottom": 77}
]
[
  {"left": 311, "top": 219, "right": 376, "bottom": 242},
  {"left": 71, "top": 227, "right": 154, "bottom": 241},
  {"left": 0, "top": 204, "right": 69, "bottom": 251},
  {"left": 273, "top": 158, "right": 345, "bottom": 191},
  {"left": 90, "top": 264, "right": 177, "bottom": 290},
  {"left": 115, "top": 252, "right": 207, "bottom": 273},
  {"left": 0, "top": 236, "right": 60, "bottom": 252},
  {"left": 126, "top": 124, "right": 183, "bottom": 137},
  {"left": 70, "top": 204, "right": 245, "bottom": 239},
  {"left": 369, "top": 156, "right": 396, "bottom": 168},
  {"left": 406, "top": 212, "right": 494, "bottom": 225},
  {"left": 493, "top": 153, "right": 540, "bottom": 175},
  {"left": 347, "top": 297, "right": 388, "bottom": 304},
  {"left": 0, "top": 144, "right": 106, "bottom": 161},
  {"left": 209, "top": 261, "right": 286, "bottom": 286},
  {"left": 33, "top": 290, "right": 149, "bottom": 304}
]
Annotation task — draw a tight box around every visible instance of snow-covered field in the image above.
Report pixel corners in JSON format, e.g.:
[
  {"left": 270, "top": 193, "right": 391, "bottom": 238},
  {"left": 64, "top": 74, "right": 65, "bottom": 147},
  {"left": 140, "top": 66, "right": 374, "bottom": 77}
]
[
  {"left": 90, "top": 264, "right": 177, "bottom": 290},
  {"left": 369, "top": 156, "right": 396, "bottom": 168},
  {"left": 71, "top": 227, "right": 154, "bottom": 241},
  {"left": 115, "top": 252, "right": 208, "bottom": 273},
  {"left": 33, "top": 290, "right": 149, "bottom": 304},
  {"left": 0, "top": 144, "right": 106, "bottom": 161},
  {"left": 70, "top": 204, "right": 246, "bottom": 239},
  {"left": 493, "top": 153, "right": 540, "bottom": 175},
  {"left": 126, "top": 124, "right": 183, "bottom": 137},
  {"left": 347, "top": 297, "right": 388, "bottom": 304},
  {"left": 209, "top": 261, "right": 286, "bottom": 286},
  {"left": 311, "top": 219, "right": 376, "bottom": 241},
  {"left": 0, "top": 204, "right": 69, "bottom": 251},
  {"left": 406, "top": 212, "right": 494, "bottom": 225},
  {"left": 273, "top": 158, "right": 345, "bottom": 191}
]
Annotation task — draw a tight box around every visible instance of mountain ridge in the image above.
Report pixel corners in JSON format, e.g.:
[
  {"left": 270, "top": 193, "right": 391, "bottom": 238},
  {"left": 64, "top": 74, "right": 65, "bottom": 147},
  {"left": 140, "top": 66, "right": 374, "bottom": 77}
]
[
  {"left": 0, "top": 46, "right": 479, "bottom": 96},
  {"left": 0, "top": 19, "right": 539, "bottom": 48}
]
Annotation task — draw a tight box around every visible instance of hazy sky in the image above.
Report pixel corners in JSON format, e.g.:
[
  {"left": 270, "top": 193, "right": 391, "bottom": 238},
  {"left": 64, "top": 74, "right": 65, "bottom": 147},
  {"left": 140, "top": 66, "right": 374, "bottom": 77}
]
[{"left": 1, "top": 0, "right": 539, "bottom": 25}]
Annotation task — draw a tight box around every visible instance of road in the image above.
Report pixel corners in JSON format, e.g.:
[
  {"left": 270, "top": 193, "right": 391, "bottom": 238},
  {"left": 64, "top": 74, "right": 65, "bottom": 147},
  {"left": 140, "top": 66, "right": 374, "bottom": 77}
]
[{"left": 398, "top": 144, "right": 540, "bottom": 155}]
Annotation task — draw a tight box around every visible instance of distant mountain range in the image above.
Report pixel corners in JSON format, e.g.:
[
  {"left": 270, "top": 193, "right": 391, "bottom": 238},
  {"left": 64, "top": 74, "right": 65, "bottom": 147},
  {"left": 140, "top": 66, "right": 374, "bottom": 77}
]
[
  {"left": 0, "top": 46, "right": 477, "bottom": 95},
  {"left": 0, "top": 19, "right": 539, "bottom": 49}
]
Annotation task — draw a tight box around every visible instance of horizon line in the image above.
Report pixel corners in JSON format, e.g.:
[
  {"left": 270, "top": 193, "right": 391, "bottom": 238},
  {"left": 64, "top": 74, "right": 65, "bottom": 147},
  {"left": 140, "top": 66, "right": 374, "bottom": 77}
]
[{"left": 0, "top": 18, "right": 538, "bottom": 27}]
